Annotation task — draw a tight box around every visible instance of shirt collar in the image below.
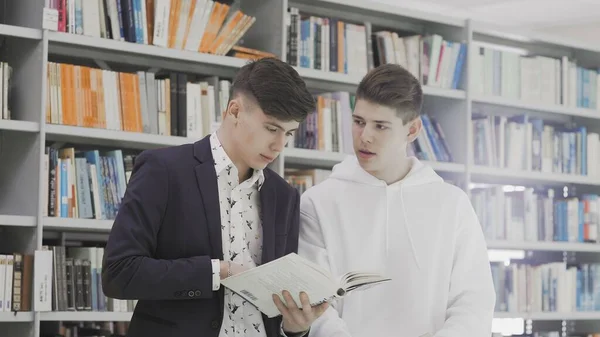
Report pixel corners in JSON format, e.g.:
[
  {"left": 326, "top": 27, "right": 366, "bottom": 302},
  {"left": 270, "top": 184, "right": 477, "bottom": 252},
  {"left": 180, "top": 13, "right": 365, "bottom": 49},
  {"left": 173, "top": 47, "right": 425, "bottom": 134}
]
[{"left": 209, "top": 132, "right": 265, "bottom": 190}]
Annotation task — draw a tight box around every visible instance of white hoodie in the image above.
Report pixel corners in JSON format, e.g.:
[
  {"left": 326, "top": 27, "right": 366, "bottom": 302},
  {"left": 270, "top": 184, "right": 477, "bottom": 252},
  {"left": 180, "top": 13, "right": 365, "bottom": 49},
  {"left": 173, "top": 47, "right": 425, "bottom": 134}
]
[{"left": 298, "top": 155, "right": 496, "bottom": 337}]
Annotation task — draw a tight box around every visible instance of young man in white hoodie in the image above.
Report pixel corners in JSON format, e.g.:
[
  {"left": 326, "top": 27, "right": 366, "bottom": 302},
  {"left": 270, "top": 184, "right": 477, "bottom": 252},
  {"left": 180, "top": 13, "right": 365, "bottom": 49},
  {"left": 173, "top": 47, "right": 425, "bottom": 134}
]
[{"left": 297, "top": 64, "right": 496, "bottom": 337}]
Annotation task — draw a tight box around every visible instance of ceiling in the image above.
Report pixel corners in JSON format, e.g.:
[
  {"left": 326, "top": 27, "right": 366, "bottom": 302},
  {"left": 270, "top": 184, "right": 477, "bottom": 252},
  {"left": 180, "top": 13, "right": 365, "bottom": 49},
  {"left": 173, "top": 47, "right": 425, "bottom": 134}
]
[{"left": 370, "top": 0, "right": 600, "bottom": 30}]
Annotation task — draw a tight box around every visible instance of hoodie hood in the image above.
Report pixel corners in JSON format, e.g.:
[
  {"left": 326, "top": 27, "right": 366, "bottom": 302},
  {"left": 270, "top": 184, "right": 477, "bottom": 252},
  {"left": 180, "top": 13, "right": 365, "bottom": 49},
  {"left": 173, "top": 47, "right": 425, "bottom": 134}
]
[
  {"left": 329, "top": 155, "right": 443, "bottom": 187},
  {"left": 328, "top": 155, "right": 444, "bottom": 268}
]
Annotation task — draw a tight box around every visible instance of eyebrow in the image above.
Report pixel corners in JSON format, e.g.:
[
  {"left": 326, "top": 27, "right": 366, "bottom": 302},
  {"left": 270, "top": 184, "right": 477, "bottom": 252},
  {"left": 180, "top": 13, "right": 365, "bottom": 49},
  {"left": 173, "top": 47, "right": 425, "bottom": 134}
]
[
  {"left": 352, "top": 115, "right": 392, "bottom": 124},
  {"left": 266, "top": 121, "right": 298, "bottom": 132}
]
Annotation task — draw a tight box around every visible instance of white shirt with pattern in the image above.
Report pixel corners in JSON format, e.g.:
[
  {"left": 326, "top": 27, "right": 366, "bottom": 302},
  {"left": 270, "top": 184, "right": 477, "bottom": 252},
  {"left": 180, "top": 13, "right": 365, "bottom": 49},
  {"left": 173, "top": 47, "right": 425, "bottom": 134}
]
[{"left": 209, "top": 132, "right": 267, "bottom": 337}]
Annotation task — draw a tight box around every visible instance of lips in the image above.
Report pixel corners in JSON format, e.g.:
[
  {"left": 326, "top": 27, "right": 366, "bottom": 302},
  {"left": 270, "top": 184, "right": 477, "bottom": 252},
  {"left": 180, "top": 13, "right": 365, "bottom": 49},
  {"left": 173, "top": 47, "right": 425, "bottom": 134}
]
[
  {"left": 261, "top": 154, "right": 274, "bottom": 162},
  {"left": 357, "top": 149, "right": 376, "bottom": 159}
]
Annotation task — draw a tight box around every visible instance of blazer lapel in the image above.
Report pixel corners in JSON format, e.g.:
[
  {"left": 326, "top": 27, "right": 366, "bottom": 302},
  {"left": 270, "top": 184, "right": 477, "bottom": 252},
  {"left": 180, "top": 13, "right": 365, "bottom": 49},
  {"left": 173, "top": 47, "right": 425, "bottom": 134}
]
[
  {"left": 260, "top": 172, "right": 276, "bottom": 264},
  {"left": 193, "top": 136, "right": 223, "bottom": 260}
]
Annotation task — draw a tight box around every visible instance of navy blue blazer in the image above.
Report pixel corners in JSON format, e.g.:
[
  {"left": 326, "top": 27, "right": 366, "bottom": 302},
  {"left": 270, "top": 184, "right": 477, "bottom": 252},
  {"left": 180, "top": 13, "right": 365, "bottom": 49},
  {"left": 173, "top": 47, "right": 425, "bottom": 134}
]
[{"left": 102, "top": 135, "right": 300, "bottom": 337}]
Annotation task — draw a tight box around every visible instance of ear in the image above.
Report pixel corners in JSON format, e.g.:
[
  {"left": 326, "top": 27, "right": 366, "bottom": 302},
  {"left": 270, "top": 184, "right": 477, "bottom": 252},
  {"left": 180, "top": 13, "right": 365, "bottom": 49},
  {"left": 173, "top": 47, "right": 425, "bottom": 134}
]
[
  {"left": 406, "top": 117, "right": 422, "bottom": 143},
  {"left": 226, "top": 98, "right": 242, "bottom": 120}
]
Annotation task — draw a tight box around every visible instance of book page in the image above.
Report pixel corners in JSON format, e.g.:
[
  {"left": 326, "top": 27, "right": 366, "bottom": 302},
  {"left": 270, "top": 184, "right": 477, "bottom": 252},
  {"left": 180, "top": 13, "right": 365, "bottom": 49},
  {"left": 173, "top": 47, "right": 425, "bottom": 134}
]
[{"left": 220, "top": 253, "right": 339, "bottom": 318}]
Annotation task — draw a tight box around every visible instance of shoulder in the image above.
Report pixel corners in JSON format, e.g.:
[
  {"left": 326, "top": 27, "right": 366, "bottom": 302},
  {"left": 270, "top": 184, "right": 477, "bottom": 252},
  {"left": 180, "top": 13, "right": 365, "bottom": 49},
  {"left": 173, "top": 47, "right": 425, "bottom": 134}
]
[
  {"left": 133, "top": 143, "right": 195, "bottom": 173},
  {"left": 264, "top": 168, "right": 299, "bottom": 198}
]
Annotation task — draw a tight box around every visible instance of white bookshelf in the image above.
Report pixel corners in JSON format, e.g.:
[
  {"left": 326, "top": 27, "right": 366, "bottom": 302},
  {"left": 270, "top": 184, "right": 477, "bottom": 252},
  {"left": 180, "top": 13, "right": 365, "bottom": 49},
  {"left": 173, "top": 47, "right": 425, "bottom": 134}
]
[
  {"left": 40, "top": 311, "right": 133, "bottom": 322},
  {"left": 0, "top": 0, "right": 599, "bottom": 336}
]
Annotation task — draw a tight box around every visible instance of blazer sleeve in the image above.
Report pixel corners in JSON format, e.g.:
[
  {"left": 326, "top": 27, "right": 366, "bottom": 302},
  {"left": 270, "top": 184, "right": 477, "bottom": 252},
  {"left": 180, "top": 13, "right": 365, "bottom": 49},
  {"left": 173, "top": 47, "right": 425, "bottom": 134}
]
[{"left": 102, "top": 150, "right": 214, "bottom": 301}]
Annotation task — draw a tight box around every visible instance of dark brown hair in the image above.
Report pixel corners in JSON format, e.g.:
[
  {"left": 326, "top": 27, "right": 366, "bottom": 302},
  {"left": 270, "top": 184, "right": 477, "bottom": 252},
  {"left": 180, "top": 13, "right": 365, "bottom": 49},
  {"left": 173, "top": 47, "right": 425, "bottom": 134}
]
[
  {"left": 356, "top": 63, "right": 423, "bottom": 124},
  {"left": 231, "top": 57, "right": 315, "bottom": 122}
]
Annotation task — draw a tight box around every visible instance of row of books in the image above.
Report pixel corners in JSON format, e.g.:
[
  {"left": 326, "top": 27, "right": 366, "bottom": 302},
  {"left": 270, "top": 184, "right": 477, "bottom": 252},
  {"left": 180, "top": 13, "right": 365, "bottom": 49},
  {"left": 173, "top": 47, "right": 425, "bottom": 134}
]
[
  {"left": 491, "top": 261, "right": 600, "bottom": 313},
  {"left": 0, "top": 253, "right": 32, "bottom": 312},
  {"left": 472, "top": 46, "right": 600, "bottom": 110},
  {"left": 46, "top": 62, "right": 230, "bottom": 138},
  {"left": 288, "top": 91, "right": 354, "bottom": 154},
  {"left": 285, "top": 7, "right": 467, "bottom": 91},
  {"left": 286, "top": 8, "right": 369, "bottom": 77},
  {"left": 284, "top": 169, "right": 332, "bottom": 195},
  {"left": 471, "top": 113, "right": 600, "bottom": 177},
  {"left": 45, "top": 0, "right": 258, "bottom": 59},
  {"left": 0, "top": 61, "right": 12, "bottom": 120},
  {"left": 472, "top": 186, "right": 600, "bottom": 243},
  {"left": 370, "top": 32, "right": 466, "bottom": 90},
  {"left": 38, "top": 245, "right": 136, "bottom": 312},
  {"left": 44, "top": 146, "right": 136, "bottom": 220}
]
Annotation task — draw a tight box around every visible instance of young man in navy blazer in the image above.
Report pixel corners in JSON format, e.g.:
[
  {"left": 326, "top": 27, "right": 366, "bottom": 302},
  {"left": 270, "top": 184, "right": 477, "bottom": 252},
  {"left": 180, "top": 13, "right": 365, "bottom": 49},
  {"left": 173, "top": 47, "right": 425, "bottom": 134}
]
[{"left": 102, "top": 57, "right": 328, "bottom": 337}]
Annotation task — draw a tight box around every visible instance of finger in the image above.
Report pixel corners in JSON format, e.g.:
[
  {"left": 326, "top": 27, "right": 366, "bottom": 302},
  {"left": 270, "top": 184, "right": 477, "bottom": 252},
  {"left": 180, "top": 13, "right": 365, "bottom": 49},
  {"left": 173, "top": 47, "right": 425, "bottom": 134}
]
[
  {"left": 283, "top": 291, "right": 305, "bottom": 325},
  {"left": 273, "top": 294, "right": 291, "bottom": 318},
  {"left": 299, "top": 292, "right": 313, "bottom": 319},
  {"left": 283, "top": 290, "right": 299, "bottom": 310},
  {"left": 313, "top": 302, "right": 329, "bottom": 317}
]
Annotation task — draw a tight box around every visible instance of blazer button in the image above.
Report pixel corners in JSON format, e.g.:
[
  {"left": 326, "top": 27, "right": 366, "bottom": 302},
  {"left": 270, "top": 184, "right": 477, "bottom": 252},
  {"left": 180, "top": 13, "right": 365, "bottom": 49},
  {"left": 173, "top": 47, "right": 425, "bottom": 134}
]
[
  {"left": 194, "top": 290, "right": 202, "bottom": 296},
  {"left": 211, "top": 319, "right": 220, "bottom": 329},
  {"left": 188, "top": 290, "right": 195, "bottom": 297}
]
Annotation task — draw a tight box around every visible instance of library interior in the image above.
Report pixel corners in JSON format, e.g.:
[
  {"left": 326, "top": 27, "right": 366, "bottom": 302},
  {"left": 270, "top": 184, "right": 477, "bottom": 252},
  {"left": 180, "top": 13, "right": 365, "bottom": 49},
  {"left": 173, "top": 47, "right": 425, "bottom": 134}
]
[{"left": 1, "top": 0, "right": 600, "bottom": 336}]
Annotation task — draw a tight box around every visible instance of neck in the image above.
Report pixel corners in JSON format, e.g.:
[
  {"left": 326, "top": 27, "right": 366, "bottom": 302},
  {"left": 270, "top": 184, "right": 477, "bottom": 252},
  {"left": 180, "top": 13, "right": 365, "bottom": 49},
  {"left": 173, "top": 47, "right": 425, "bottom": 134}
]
[
  {"left": 369, "top": 158, "right": 412, "bottom": 185},
  {"left": 215, "top": 127, "right": 252, "bottom": 182}
]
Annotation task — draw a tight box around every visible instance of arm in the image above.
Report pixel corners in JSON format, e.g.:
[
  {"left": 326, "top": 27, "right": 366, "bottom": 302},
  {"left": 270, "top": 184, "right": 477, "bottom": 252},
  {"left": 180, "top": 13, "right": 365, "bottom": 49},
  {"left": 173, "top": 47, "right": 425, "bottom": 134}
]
[
  {"left": 433, "top": 194, "right": 496, "bottom": 337},
  {"left": 102, "top": 150, "right": 215, "bottom": 301},
  {"left": 297, "top": 194, "right": 352, "bottom": 337}
]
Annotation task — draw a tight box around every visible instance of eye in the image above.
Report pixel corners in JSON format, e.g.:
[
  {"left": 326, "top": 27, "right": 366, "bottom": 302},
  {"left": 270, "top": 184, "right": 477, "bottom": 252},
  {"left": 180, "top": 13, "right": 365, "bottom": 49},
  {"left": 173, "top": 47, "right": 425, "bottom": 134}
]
[
  {"left": 286, "top": 132, "right": 294, "bottom": 137},
  {"left": 353, "top": 119, "right": 364, "bottom": 126},
  {"left": 376, "top": 124, "right": 388, "bottom": 130},
  {"left": 266, "top": 126, "right": 277, "bottom": 133}
]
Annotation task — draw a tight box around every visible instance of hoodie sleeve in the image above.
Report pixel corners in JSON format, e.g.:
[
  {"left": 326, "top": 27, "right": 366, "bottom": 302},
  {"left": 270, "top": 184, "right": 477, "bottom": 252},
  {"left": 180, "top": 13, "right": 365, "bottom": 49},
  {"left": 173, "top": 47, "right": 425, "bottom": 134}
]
[
  {"left": 298, "top": 193, "right": 352, "bottom": 337},
  {"left": 433, "top": 193, "right": 496, "bottom": 337}
]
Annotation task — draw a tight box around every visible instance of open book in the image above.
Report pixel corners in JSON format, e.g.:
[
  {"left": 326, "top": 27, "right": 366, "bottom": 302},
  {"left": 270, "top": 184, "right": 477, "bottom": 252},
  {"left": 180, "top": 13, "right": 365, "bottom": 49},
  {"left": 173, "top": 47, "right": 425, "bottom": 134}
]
[{"left": 220, "top": 253, "right": 391, "bottom": 318}]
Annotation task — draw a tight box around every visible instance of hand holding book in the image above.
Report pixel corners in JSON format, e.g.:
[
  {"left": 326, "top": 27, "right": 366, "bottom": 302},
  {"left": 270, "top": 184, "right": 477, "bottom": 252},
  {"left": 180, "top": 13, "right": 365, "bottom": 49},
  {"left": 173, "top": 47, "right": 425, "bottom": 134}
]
[
  {"left": 220, "top": 253, "right": 391, "bottom": 318},
  {"left": 273, "top": 290, "right": 329, "bottom": 335}
]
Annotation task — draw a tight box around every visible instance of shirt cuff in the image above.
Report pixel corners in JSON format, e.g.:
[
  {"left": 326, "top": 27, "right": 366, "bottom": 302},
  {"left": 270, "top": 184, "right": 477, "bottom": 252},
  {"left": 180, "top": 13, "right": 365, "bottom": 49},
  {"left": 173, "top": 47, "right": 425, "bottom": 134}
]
[
  {"left": 280, "top": 321, "right": 309, "bottom": 337},
  {"left": 211, "top": 259, "right": 221, "bottom": 291}
]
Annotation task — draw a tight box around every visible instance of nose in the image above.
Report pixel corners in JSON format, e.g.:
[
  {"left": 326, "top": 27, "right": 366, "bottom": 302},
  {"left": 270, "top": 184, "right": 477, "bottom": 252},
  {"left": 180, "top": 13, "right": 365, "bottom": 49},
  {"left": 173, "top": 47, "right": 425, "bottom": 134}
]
[
  {"left": 360, "top": 125, "right": 373, "bottom": 143},
  {"left": 271, "top": 133, "right": 287, "bottom": 152}
]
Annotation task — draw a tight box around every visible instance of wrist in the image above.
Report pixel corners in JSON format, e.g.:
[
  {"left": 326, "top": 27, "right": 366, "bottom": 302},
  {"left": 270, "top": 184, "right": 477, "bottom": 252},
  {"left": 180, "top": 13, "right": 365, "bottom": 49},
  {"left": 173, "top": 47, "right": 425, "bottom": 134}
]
[
  {"left": 281, "top": 322, "right": 309, "bottom": 337},
  {"left": 219, "top": 261, "right": 232, "bottom": 280}
]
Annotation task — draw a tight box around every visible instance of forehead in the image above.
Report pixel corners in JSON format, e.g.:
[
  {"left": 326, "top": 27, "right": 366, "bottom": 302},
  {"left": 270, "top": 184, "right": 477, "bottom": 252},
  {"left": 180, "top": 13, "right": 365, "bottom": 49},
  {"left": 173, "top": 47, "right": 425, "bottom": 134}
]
[
  {"left": 248, "top": 104, "right": 300, "bottom": 131},
  {"left": 352, "top": 99, "right": 402, "bottom": 122}
]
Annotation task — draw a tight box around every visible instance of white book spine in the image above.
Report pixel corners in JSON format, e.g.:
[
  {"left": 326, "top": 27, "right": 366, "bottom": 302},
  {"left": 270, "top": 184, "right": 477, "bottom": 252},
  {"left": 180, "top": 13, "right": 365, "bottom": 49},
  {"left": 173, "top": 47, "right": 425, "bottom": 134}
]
[
  {"left": 34, "top": 250, "right": 53, "bottom": 312},
  {"left": 4, "top": 255, "right": 14, "bottom": 312},
  {"left": 0, "top": 255, "right": 6, "bottom": 312},
  {"left": 152, "top": 0, "right": 171, "bottom": 47}
]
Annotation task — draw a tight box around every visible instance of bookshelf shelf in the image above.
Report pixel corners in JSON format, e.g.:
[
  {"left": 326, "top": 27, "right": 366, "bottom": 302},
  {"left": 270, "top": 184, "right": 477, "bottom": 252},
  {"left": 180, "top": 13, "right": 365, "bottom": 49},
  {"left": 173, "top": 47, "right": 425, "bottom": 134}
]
[
  {"left": 45, "top": 124, "right": 193, "bottom": 150},
  {"left": 284, "top": 148, "right": 349, "bottom": 167},
  {"left": 47, "top": 31, "right": 247, "bottom": 78},
  {"left": 0, "top": 311, "right": 35, "bottom": 322},
  {"left": 494, "top": 312, "right": 600, "bottom": 321},
  {"left": 423, "top": 86, "right": 466, "bottom": 100},
  {"left": 43, "top": 217, "right": 114, "bottom": 233},
  {"left": 0, "top": 23, "right": 41, "bottom": 40},
  {"left": 470, "top": 166, "right": 600, "bottom": 186},
  {"left": 472, "top": 95, "right": 600, "bottom": 121},
  {"left": 0, "top": 119, "right": 40, "bottom": 132},
  {"left": 0, "top": 215, "right": 37, "bottom": 227},
  {"left": 487, "top": 240, "right": 600, "bottom": 253},
  {"left": 40, "top": 311, "right": 133, "bottom": 322},
  {"left": 284, "top": 148, "right": 466, "bottom": 172}
]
